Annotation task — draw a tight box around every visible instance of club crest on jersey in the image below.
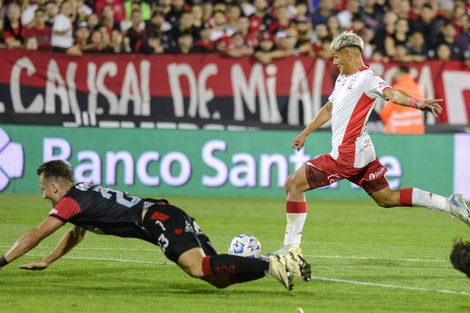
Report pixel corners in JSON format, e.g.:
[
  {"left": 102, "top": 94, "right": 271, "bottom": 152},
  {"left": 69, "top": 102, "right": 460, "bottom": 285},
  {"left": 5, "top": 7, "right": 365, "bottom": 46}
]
[{"left": 347, "top": 75, "right": 358, "bottom": 90}]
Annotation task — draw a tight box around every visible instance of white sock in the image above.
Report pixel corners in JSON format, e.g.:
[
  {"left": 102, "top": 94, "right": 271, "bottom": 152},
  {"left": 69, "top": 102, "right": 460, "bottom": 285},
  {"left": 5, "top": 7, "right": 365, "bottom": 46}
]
[
  {"left": 284, "top": 213, "right": 307, "bottom": 248},
  {"left": 412, "top": 188, "right": 451, "bottom": 213}
]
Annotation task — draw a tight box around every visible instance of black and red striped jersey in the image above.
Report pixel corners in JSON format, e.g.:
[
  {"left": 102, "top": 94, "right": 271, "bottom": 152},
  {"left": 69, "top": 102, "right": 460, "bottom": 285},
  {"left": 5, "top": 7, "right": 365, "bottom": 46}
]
[{"left": 49, "top": 183, "right": 149, "bottom": 239}]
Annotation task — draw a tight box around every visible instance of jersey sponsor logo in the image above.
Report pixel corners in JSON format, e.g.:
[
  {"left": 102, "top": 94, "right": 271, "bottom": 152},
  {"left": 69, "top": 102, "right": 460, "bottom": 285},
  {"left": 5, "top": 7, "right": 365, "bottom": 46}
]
[
  {"left": 368, "top": 166, "right": 386, "bottom": 180},
  {"left": 327, "top": 173, "right": 342, "bottom": 184},
  {"left": 0, "top": 128, "right": 24, "bottom": 191},
  {"left": 347, "top": 75, "right": 358, "bottom": 90},
  {"left": 379, "top": 82, "right": 388, "bottom": 90}
]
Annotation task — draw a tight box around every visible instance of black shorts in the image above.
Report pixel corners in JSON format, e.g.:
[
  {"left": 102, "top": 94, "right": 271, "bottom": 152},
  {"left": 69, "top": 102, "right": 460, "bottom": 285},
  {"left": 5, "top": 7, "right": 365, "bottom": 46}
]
[{"left": 141, "top": 203, "right": 217, "bottom": 263}]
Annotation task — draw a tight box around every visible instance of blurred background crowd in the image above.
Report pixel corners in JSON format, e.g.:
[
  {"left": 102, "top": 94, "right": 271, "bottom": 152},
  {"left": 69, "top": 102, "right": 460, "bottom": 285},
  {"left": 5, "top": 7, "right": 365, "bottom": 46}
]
[{"left": 0, "top": 0, "right": 469, "bottom": 63}]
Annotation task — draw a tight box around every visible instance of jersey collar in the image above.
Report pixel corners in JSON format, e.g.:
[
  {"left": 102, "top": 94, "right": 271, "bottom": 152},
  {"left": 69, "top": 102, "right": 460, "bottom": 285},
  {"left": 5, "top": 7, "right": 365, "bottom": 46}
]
[{"left": 346, "top": 66, "right": 369, "bottom": 77}]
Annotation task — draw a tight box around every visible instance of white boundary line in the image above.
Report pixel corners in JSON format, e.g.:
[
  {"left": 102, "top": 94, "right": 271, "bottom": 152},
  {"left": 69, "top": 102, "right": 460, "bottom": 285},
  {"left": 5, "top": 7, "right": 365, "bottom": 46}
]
[
  {"left": 304, "top": 254, "right": 448, "bottom": 263},
  {"left": 311, "top": 276, "right": 470, "bottom": 296}
]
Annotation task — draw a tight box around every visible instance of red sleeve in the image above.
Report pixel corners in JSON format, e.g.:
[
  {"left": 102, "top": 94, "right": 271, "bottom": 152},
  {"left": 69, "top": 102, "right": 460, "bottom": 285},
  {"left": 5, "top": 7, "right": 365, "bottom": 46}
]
[{"left": 48, "top": 197, "right": 82, "bottom": 223}]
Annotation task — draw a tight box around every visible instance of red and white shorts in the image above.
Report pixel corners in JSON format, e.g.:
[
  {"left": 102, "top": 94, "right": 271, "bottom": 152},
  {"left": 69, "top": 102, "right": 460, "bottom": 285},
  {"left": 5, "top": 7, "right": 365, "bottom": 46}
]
[{"left": 305, "top": 154, "right": 389, "bottom": 195}]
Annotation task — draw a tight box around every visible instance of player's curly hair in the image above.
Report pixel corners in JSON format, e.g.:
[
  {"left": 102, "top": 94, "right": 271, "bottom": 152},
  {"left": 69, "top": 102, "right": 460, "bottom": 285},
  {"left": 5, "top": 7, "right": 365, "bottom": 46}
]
[
  {"left": 330, "top": 31, "right": 364, "bottom": 52},
  {"left": 450, "top": 239, "right": 470, "bottom": 276},
  {"left": 37, "top": 160, "right": 74, "bottom": 187}
]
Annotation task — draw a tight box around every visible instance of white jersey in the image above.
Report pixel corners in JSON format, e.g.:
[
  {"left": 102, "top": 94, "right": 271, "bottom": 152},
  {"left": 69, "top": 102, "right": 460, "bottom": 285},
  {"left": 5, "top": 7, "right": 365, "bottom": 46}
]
[{"left": 328, "top": 66, "right": 391, "bottom": 168}]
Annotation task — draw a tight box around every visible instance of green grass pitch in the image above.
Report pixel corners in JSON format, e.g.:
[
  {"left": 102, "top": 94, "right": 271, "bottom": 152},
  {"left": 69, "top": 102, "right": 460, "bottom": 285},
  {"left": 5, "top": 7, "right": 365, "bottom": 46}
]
[{"left": 1, "top": 194, "right": 470, "bottom": 313}]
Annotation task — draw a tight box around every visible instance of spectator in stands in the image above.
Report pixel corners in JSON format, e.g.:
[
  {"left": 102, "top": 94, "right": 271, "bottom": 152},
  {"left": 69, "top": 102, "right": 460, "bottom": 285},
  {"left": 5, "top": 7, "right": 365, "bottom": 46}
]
[
  {"left": 219, "top": 31, "right": 254, "bottom": 58},
  {"left": 456, "top": 14, "right": 470, "bottom": 59},
  {"left": 237, "top": 0, "right": 256, "bottom": 17},
  {"left": 125, "top": 0, "right": 150, "bottom": 21},
  {"left": 409, "top": 4, "right": 442, "bottom": 51},
  {"left": 311, "top": 0, "right": 336, "bottom": 26},
  {"left": 165, "top": 0, "right": 185, "bottom": 27},
  {"left": 165, "top": 31, "right": 195, "bottom": 54},
  {"left": 158, "top": 0, "right": 172, "bottom": 16},
  {"left": 295, "top": 16, "right": 313, "bottom": 46},
  {"left": 74, "top": 21, "right": 90, "bottom": 48},
  {"left": 100, "top": 4, "right": 120, "bottom": 38},
  {"left": 193, "top": 22, "right": 216, "bottom": 53},
  {"left": 435, "top": 42, "right": 452, "bottom": 61},
  {"left": 225, "top": 4, "right": 243, "bottom": 37},
  {"left": 45, "top": 1, "right": 59, "bottom": 28},
  {"left": 23, "top": 8, "right": 52, "bottom": 50},
  {"left": 432, "top": 20, "right": 464, "bottom": 60},
  {"left": 336, "top": 0, "right": 360, "bottom": 30},
  {"left": 394, "top": 42, "right": 425, "bottom": 62},
  {"left": 51, "top": 1, "right": 80, "bottom": 54},
  {"left": 126, "top": 9, "right": 145, "bottom": 52},
  {"left": 384, "top": 18, "right": 408, "bottom": 59},
  {"left": 294, "top": 1, "right": 308, "bottom": 21},
  {"left": 326, "top": 15, "right": 341, "bottom": 38},
  {"left": 374, "top": 10, "right": 397, "bottom": 55},
  {"left": 269, "top": 5, "right": 292, "bottom": 33},
  {"left": 361, "top": 0, "right": 384, "bottom": 28},
  {"left": 24, "top": 36, "right": 39, "bottom": 49},
  {"left": 87, "top": 13, "right": 100, "bottom": 31},
  {"left": 3, "top": 3, "right": 23, "bottom": 48},
  {"left": 409, "top": 0, "right": 424, "bottom": 20},
  {"left": 379, "top": 65, "right": 425, "bottom": 134},
  {"left": 254, "top": 31, "right": 282, "bottom": 64},
  {"left": 95, "top": 0, "right": 126, "bottom": 24},
  {"left": 85, "top": 28, "right": 109, "bottom": 52},
  {"left": 76, "top": 0, "right": 93, "bottom": 22},
  {"left": 316, "top": 36, "right": 333, "bottom": 59},
  {"left": 191, "top": 3, "right": 204, "bottom": 29},
  {"left": 110, "top": 28, "right": 131, "bottom": 52},
  {"left": 146, "top": 9, "right": 171, "bottom": 35},
  {"left": 22, "top": 0, "right": 47, "bottom": 26},
  {"left": 249, "top": 0, "right": 275, "bottom": 36},
  {"left": 396, "top": 0, "right": 411, "bottom": 19},
  {"left": 163, "top": 11, "right": 198, "bottom": 49},
  {"left": 237, "top": 15, "right": 258, "bottom": 47},
  {"left": 407, "top": 30, "right": 428, "bottom": 59},
  {"left": 210, "top": 10, "right": 227, "bottom": 41},
  {"left": 139, "top": 30, "right": 164, "bottom": 53}
]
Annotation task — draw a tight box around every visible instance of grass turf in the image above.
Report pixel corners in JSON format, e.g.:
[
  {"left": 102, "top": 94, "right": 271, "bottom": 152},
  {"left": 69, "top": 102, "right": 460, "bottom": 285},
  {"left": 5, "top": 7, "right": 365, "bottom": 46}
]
[{"left": 1, "top": 194, "right": 470, "bottom": 313}]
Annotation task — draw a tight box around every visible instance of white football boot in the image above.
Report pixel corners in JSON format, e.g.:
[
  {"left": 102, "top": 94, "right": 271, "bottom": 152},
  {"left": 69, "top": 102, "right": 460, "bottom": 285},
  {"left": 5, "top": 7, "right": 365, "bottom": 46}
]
[
  {"left": 449, "top": 194, "right": 470, "bottom": 227},
  {"left": 267, "top": 254, "right": 293, "bottom": 291}
]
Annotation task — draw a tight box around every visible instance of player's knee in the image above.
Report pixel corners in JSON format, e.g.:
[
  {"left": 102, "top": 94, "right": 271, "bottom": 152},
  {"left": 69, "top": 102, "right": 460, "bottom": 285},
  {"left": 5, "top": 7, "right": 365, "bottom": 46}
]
[{"left": 284, "top": 173, "right": 298, "bottom": 192}]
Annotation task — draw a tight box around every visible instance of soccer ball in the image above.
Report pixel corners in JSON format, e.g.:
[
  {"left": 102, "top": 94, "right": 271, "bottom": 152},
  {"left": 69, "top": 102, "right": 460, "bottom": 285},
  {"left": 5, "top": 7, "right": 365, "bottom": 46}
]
[{"left": 228, "top": 234, "right": 262, "bottom": 258}]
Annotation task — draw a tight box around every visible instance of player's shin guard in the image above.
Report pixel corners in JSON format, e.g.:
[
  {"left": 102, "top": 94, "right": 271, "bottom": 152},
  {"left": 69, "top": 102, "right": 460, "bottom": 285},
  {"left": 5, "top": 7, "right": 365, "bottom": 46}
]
[
  {"left": 284, "top": 201, "right": 307, "bottom": 248},
  {"left": 202, "top": 255, "right": 269, "bottom": 284},
  {"left": 400, "top": 187, "right": 451, "bottom": 213}
]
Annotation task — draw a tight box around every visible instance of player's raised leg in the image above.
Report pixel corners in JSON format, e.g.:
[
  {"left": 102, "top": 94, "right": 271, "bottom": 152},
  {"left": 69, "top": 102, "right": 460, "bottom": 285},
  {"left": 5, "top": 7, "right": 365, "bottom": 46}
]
[{"left": 370, "top": 186, "right": 470, "bottom": 226}]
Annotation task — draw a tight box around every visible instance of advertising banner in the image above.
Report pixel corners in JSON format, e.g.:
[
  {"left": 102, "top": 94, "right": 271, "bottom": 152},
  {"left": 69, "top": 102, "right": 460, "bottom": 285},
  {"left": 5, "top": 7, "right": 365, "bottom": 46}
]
[
  {"left": 0, "top": 125, "right": 455, "bottom": 199},
  {"left": 0, "top": 51, "right": 469, "bottom": 128}
]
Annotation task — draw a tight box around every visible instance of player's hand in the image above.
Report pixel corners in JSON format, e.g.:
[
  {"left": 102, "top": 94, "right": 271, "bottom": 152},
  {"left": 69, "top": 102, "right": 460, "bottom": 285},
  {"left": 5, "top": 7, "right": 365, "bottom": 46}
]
[
  {"left": 292, "top": 133, "right": 307, "bottom": 151},
  {"left": 18, "top": 260, "right": 49, "bottom": 271},
  {"left": 417, "top": 99, "right": 443, "bottom": 118}
]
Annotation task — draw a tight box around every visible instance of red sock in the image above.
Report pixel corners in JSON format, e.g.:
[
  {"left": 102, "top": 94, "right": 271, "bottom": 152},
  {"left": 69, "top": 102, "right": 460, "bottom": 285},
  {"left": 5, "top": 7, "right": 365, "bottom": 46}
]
[
  {"left": 400, "top": 188, "right": 413, "bottom": 207},
  {"left": 202, "top": 255, "right": 268, "bottom": 284},
  {"left": 286, "top": 201, "right": 307, "bottom": 213}
]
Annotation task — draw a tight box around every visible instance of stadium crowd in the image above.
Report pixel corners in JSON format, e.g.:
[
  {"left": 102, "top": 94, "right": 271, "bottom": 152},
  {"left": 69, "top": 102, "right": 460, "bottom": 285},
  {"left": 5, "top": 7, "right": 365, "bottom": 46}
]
[{"left": 0, "top": 0, "right": 469, "bottom": 63}]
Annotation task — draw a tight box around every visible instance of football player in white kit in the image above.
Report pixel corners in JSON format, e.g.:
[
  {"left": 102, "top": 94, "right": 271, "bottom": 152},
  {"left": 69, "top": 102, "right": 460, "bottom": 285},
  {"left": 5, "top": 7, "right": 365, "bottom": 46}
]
[{"left": 277, "top": 31, "right": 470, "bottom": 255}]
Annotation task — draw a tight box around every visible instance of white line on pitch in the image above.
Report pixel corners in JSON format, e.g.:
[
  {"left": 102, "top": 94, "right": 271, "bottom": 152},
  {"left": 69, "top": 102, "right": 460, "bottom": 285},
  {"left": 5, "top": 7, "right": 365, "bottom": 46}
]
[
  {"left": 24, "top": 254, "right": 172, "bottom": 265},
  {"left": 311, "top": 276, "right": 470, "bottom": 296},
  {"left": 304, "top": 254, "right": 448, "bottom": 263}
]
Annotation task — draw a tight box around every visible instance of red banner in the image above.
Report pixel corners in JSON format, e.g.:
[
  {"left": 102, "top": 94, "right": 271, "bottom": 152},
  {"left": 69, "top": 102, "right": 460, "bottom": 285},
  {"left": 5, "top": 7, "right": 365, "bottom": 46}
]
[{"left": 0, "top": 50, "right": 469, "bottom": 127}]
